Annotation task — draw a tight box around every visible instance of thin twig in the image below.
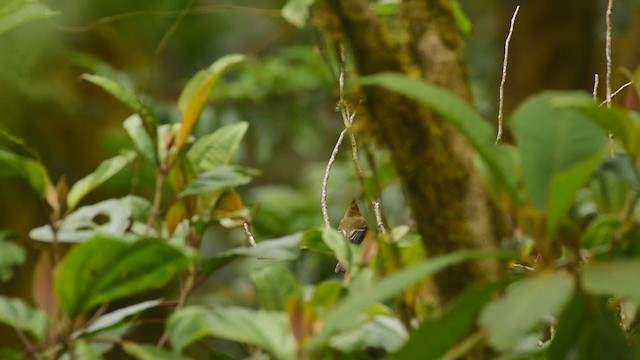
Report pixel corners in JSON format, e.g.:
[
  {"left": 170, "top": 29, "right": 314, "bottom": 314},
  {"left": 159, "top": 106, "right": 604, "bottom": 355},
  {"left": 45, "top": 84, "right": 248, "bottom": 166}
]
[
  {"left": 157, "top": 262, "right": 196, "bottom": 347},
  {"left": 593, "top": 73, "right": 599, "bottom": 101},
  {"left": 496, "top": 5, "right": 520, "bottom": 144},
  {"left": 605, "top": 0, "right": 614, "bottom": 155},
  {"left": 155, "top": 0, "right": 195, "bottom": 56},
  {"left": 373, "top": 201, "right": 387, "bottom": 234},
  {"left": 600, "top": 81, "right": 633, "bottom": 106},
  {"left": 321, "top": 130, "right": 347, "bottom": 228},
  {"left": 243, "top": 221, "right": 257, "bottom": 246}
]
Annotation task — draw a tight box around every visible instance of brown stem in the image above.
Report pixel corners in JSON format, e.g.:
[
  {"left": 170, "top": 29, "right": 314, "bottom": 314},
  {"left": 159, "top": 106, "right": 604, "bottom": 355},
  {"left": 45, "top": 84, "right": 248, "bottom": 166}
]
[{"left": 145, "top": 167, "right": 168, "bottom": 233}]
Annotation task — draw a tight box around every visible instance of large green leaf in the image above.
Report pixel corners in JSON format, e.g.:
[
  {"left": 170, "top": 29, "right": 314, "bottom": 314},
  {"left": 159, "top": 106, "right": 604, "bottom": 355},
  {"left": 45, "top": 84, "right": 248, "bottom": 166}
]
[
  {"left": 581, "top": 260, "right": 640, "bottom": 302},
  {"left": 66, "top": 151, "right": 136, "bottom": 211},
  {"left": 168, "top": 306, "right": 296, "bottom": 359},
  {"left": 0, "top": 148, "right": 49, "bottom": 198},
  {"left": 0, "top": 0, "right": 58, "bottom": 37},
  {"left": 251, "top": 264, "right": 301, "bottom": 311},
  {"left": 479, "top": 271, "right": 574, "bottom": 351},
  {"left": 322, "top": 227, "right": 355, "bottom": 272},
  {"left": 175, "top": 54, "right": 246, "bottom": 152},
  {"left": 122, "top": 342, "right": 189, "bottom": 360},
  {"left": 309, "top": 249, "right": 510, "bottom": 347},
  {"left": 359, "top": 73, "right": 521, "bottom": 204},
  {"left": 0, "top": 296, "right": 47, "bottom": 341},
  {"left": 55, "top": 235, "right": 189, "bottom": 318},
  {"left": 510, "top": 92, "right": 607, "bottom": 209},
  {"left": 549, "top": 293, "right": 634, "bottom": 360},
  {"left": 330, "top": 315, "right": 407, "bottom": 353},
  {"left": 179, "top": 165, "right": 252, "bottom": 197},
  {"left": 200, "top": 233, "right": 301, "bottom": 274},
  {"left": 187, "top": 122, "right": 248, "bottom": 172},
  {"left": 391, "top": 282, "right": 498, "bottom": 360}
]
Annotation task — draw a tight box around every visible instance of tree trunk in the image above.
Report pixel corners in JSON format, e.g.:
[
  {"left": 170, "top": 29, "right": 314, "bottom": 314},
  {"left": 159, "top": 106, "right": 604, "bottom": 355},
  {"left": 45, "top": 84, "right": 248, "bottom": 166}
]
[{"left": 316, "top": 0, "right": 500, "bottom": 304}]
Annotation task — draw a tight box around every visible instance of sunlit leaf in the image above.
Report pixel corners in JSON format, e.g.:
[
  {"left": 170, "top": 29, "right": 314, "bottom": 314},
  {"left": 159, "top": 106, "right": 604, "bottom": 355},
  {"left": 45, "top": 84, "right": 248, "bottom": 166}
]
[
  {"left": 331, "top": 315, "right": 407, "bottom": 353},
  {"left": 0, "top": 148, "right": 49, "bottom": 198},
  {"left": 187, "top": 122, "right": 248, "bottom": 172},
  {"left": 281, "top": 0, "right": 315, "bottom": 28},
  {"left": 0, "top": 296, "right": 47, "bottom": 341},
  {"left": 175, "top": 54, "right": 245, "bottom": 152},
  {"left": 479, "top": 271, "right": 574, "bottom": 351},
  {"left": 0, "top": 0, "right": 58, "bottom": 37},
  {"left": 82, "top": 299, "right": 162, "bottom": 335},
  {"left": 200, "top": 232, "right": 301, "bottom": 274},
  {"left": 66, "top": 151, "right": 136, "bottom": 211},
  {"left": 122, "top": 342, "right": 188, "bottom": 360},
  {"left": 168, "top": 306, "right": 296, "bottom": 359},
  {"left": 55, "top": 235, "right": 189, "bottom": 318},
  {"left": 123, "top": 114, "right": 156, "bottom": 165}
]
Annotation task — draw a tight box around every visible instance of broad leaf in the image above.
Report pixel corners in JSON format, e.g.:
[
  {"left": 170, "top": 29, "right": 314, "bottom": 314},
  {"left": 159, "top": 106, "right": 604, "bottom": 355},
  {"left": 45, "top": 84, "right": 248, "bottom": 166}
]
[
  {"left": 82, "top": 299, "right": 162, "bottom": 335},
  {"left": 322, "top": 227, "right": 354, "bottom": 272},
  {"left": 123, "top": 114, "right": 156, "bottom": 165},
  {"left": 0, "top": 296, "right": 47, "bottom": 341},
  {"left": 330, "top": 315, "right": 407, "bottom": 353},
  {"left": 122, "top": 342, "right": 188, "bottom": 360},
  {"left": 510, "top": 92, "right": 607, "bottom": 210},
  {"left": 281, "top": 0, "right": 315, "bottom": 28},
  {"left": 30, "top": 199, "right": 131, "bottom": 243},
  {"left": 179, "top": 166, "right": 251, "bottom": 197},
  {"left": 0, "top": 233, "right": 25, "bottom": 282},
  {"left": 0, "top": 148, "right": 49, "bottom": 198},
  {"left": 168, "top": 306, "right": 296, "bottom": 359},
  {"left": 0, "top": 0, "right": 58, "bottom": 37},
  {"left": 360, "top": 73, "right": 520, "bottom": 204},
  {"left": 200, "top": 232, "right": 301, "bottom": 274},
  {"left": 67, "top": 151, "right": 136, "bottom": 211},
  {"left": 187, "top": 122, "right": 248, "bottom": 172},
  {"left": 391, "top": 282, "right": 498, "bottom": 360},
  {"left": 55, "top": 235, "right": 189, "bottom": 318},
  {"left": 300, "top": 228, "right": 332, "bottom": 255},
  {"left": 251, "top": 264, "right": 301, "bottom": 311},
  {"left": 479, "top": 271, "right": 574, "bottom": 351},
  {"left": 309, "top": 249, "right": 510, "bottom": 347},
  {"left": 175, "top": 54, "right": 245, "bottom": 152},
  {"left": 582, "top": 260, "right": 640, "bottom": 302}
]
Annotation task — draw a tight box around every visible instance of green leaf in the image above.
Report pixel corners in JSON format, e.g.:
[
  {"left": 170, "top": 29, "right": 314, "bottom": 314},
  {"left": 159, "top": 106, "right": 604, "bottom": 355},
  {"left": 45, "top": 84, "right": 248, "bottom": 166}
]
[
  {"left": 175, "top": 54, "right": 246, "bottom": 152},
  {"left": 391, "top": 282, "right": 498, "bottom": 360},
  {"left": 66, "top": 151, "right": 136, "bottom": 211},
  {"left": 322, "top": 227, "right": 354, "bottom": 272},
  {"left": 547, "top": 152, "right": 604, "bottom": 232},
  {"left": 281, "top": 0, "right": 315, "bottom": 28},
  {"left": 0, "top": 148, "right": 49, "bottom": 198},
  {"left": 359, "top": 73, "right": 521, "bottom": 204},
  {"left": 0, "top": 296, "right": 47, "bottom": 341},
  {"left": 251, "top": 264, "right": 301, "bottom": 311},
  {"left": 187, "top": 122, "right": 248, "bottom": 172},
  {"left": 510, "top": 92, "right": 607, "bottom": 209},
  {"left": 179, "top": 165, "right": 251, "bottom": 197},
  {"left": 55, "top": 235, "right": 189, "bottom": 318},
  {"left": 553, "top": 93, "right": 639, "bottom": 157},
  {"left": 30, "top": 199, "right": 131, "bottom": 243},
  {"left": 300, "top": 228, "right": 332, "bottom": 255},
  {"left": 81, "top": 74, "right": 156, "bottom": 137},
  {"left": 581, "top": 215, "right": 621, "bottom": 248},
  {"left": 200, "top": 233, "right": 301, "bottom": 274},
  {"left": 123, "top": 114, "right": 156, "bottom": 165},
  {"left": 74, "top": 340, "right": 104, "bottom": 360},
  {"left": 330, "top": 315, "right": 407, "bottom": 353},
  {"left": 168, "top": 306, "right": 296, "bottom": 359},
  {"left": 581, "top": 260, "right": 640, "bottom": 302},
  {"left": 451, "top": 0, "right": 472, "bottom": 36},
  {"left": 0, "top": 0, "right": 58, "bottom": 37},
  {"left": 83, "top": 299, "right": 162, "bottom": 335},
  {"left": 309, "top": 249, "right": 510, "bottom": 347},
  {"left": 122, "top": 342, "right": 189, "bottom": 360},
  {"left": 0, "top": 233, "right": 25, "bottom": 282},
  {"left": 479, "top": 271, "right": 574, "bottom": 351}
]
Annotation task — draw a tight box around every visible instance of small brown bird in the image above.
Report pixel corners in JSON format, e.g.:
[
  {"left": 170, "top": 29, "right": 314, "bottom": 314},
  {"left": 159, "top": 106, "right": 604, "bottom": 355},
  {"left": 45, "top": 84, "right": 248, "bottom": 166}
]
[{"left": 334, "top": 200, "right": 368, "bottom": 273}]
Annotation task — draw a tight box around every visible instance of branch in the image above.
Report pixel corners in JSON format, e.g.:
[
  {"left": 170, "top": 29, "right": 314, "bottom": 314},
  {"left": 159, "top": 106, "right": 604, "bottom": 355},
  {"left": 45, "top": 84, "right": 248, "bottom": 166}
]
[
  {"left": 496, "top": 5, "right": 520, "bottom": 144},
  {"left": 321, "top": 129, "right": 347, "bottom": 228}
]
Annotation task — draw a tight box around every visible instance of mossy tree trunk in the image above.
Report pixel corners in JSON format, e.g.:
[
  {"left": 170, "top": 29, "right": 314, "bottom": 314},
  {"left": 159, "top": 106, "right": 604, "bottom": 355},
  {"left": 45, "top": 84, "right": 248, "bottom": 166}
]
[{"left": 316, "top": 0, "right": 500, "bottom": 304}]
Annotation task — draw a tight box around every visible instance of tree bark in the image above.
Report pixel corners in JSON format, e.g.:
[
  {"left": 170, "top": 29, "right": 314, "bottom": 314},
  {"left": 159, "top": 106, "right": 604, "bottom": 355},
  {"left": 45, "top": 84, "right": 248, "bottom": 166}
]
[{"left": 316, "top": 0, "right": 500, "bottom": 304}]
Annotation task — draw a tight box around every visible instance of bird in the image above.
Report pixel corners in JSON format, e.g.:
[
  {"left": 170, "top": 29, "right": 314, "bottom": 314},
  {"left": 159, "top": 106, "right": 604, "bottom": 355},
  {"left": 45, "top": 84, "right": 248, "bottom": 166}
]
[{"left": 334, "top": 200, "right": 368, "bottom": 273}]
